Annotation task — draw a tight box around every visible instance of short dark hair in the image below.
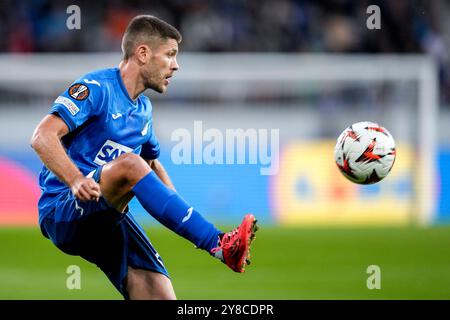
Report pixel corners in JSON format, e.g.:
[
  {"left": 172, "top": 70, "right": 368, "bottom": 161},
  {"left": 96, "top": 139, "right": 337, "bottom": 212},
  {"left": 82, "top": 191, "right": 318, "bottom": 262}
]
[{"left": 121, "top": 15, "right": 182, "bottom": 60}]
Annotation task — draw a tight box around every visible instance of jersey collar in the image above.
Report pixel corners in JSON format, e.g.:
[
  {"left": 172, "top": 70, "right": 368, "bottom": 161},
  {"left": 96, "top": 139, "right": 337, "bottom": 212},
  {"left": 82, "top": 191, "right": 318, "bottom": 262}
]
[{"left": 115, "top": 67, "right": 138, "bottom": 105}]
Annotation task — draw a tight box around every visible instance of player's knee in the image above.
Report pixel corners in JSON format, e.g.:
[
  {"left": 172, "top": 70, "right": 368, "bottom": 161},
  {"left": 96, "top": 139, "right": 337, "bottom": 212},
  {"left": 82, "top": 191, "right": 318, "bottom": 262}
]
[
  {"left": 115, "top": 153, "right": 150, "bottom": 182},
  {"left": 127, "top": 268, "right": 176, "bottom": 300}
]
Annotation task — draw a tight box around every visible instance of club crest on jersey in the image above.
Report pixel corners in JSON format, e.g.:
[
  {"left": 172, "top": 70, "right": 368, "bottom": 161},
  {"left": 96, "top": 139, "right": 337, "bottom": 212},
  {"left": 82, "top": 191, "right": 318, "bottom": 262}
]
[
  {"left": 68, "top": 83, "right": 90, "bottom": 101},
  {"left": 94, "top": 140, "right": 133, "bottom": 165}
]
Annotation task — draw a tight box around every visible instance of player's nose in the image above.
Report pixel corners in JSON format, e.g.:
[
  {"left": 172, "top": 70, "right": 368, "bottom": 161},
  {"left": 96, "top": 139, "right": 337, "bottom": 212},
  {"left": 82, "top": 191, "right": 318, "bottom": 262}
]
[{"left": 171, "top": 58, "right": 179, "bottom": 71}]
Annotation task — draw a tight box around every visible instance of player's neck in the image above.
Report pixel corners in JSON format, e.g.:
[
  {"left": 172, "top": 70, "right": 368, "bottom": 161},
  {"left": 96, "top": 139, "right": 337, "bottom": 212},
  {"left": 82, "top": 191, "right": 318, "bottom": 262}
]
[{"left": 119, "top": 60, "right": 145, "bottom": 101}]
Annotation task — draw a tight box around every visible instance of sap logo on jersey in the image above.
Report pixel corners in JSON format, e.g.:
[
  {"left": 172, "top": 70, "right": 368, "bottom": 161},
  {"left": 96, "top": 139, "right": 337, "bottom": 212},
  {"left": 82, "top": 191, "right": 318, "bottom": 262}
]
[{"left": 94, "top": 140, "right": 134, "bottom": 165}]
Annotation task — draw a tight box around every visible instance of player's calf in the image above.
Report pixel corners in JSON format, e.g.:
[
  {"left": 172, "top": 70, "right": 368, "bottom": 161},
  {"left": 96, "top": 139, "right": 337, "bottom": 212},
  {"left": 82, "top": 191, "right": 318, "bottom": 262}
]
[
  {"left": 99, "top": 153, "right": 151, "bottom": 211},
  {"left": 132, "top": 171, "right": 222, "bottom": 252}
]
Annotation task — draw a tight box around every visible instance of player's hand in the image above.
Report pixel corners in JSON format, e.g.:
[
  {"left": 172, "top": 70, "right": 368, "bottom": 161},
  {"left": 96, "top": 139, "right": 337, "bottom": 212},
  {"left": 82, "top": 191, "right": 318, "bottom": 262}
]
[{"left": 70, "top": 176, "right": 102, "bottom": 202}]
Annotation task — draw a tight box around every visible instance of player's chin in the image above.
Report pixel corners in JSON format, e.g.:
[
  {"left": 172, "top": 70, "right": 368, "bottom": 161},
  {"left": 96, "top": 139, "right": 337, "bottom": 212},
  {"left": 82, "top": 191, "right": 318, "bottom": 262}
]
[
  {"left": 159, "top": 83, "right": 169, "bottom": 93},
  {"left": 156, "top": 79, "right": 170, "bottom": 93},
  {"left": 148, "top": 82, "right": 165, "bottom": 94}
]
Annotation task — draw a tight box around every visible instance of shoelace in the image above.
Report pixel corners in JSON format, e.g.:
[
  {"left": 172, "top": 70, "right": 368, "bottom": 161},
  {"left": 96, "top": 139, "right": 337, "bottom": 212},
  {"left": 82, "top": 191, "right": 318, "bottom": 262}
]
[{"left": 211, "top": 228, "right": 239, "bottom": 253}]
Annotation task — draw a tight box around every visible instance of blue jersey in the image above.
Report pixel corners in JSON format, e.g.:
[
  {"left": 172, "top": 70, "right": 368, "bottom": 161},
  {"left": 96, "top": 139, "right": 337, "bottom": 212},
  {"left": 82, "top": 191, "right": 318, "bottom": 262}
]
[{"left": 37, "top": 67, "right": 160, "bottom": 223}]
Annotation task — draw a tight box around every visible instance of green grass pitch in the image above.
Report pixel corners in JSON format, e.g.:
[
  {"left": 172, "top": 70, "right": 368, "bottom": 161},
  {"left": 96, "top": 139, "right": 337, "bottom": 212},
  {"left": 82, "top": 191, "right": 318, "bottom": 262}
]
[{"left": 1, "top": 225, "right": 450, "bottom": 299}]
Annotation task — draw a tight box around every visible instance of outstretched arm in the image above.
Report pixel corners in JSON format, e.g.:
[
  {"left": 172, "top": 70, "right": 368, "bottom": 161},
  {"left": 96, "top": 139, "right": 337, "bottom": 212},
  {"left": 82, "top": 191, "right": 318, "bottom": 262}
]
[{"left": 31, "top": 114, "right": 101, "bottom": 202}]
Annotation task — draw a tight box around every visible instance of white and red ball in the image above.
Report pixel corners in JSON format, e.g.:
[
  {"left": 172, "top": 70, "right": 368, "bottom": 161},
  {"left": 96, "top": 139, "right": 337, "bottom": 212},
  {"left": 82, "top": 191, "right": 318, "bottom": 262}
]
[{"left": 334, "top": 121, "right": 396, "bottom": 184}]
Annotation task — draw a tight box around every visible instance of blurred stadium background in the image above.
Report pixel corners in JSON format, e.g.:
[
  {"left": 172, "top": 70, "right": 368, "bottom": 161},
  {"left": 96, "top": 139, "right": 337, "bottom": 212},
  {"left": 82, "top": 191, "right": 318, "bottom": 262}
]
[{"left": 1, "top": 0, "right": 450, "bottom": 299}]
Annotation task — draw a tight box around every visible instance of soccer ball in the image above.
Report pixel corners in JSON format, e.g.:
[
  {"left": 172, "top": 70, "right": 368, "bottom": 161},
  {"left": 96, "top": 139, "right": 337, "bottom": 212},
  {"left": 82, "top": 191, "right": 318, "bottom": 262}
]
[{"left": 334, "top": 121, "right": 396, "bottom": 184}]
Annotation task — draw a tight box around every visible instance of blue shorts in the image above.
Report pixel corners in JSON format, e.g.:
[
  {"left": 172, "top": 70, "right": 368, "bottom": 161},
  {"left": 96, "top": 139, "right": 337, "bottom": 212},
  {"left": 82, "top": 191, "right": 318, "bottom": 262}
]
[{"left": 39, "top": 167, "right": 169, "bottom": 299}]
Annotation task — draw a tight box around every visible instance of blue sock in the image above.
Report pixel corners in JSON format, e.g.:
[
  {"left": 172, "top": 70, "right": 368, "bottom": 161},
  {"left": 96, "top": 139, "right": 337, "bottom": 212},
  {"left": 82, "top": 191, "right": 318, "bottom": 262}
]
[{"left": 132, "top": 171, "right": 222, "bottom": 253}]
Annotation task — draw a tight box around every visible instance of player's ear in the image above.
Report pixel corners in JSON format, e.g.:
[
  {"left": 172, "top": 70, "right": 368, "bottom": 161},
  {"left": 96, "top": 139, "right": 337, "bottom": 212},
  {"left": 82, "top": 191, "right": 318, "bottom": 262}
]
[{"left": 135, "top": 44, "right": 152, "bottom": 65}]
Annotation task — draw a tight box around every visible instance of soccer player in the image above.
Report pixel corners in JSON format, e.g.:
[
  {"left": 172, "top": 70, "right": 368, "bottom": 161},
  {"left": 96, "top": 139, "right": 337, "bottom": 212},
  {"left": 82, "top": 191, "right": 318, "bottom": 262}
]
[{"left": 30, "top": 15, "right": 257, "bottom": 300}]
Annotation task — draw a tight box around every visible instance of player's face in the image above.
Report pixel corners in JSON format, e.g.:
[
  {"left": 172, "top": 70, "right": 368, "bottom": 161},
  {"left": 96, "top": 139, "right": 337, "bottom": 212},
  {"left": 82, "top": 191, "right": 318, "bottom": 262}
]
[{"left": 144, "top": 38, "right": 179, "bottom": 93}]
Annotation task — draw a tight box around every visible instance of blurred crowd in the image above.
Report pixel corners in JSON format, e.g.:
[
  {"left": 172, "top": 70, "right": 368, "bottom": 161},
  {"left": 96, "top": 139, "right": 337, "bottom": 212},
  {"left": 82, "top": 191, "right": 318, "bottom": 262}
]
[{"left": 1, "top": 0, "right": 449, "bottom": 103}]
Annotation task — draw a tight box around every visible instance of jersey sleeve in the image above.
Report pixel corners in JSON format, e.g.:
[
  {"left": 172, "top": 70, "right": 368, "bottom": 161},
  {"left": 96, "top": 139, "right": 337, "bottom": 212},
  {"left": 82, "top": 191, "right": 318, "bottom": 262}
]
[
  {"left": 50, "top": 81, "right": 103, "bottom": 132},
  {"left": 140, "top": 124, "right": 161, "bottom": 160}
]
